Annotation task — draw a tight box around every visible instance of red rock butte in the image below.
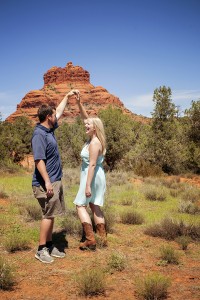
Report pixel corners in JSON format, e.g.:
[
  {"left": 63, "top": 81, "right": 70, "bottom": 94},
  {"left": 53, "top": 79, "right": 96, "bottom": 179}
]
[{"left": 6, "top": 62, "right": 148, "bottom": 124}]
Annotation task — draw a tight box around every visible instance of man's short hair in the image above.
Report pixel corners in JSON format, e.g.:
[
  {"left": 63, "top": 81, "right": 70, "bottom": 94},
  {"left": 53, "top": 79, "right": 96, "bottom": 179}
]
[{"left": 37, "top": 104, "right": 55, "bottom": 122}]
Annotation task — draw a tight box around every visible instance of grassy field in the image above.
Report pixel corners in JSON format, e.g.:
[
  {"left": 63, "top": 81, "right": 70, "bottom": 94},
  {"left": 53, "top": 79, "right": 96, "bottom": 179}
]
[{"left": 0, "top": 169, "right": 200, "bottom": 299}]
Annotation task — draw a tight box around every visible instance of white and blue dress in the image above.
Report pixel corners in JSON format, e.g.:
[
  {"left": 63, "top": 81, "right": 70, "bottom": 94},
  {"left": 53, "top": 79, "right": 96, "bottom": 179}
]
[{"left": 74, "top": 143, "right": 106, "bottom": 207}]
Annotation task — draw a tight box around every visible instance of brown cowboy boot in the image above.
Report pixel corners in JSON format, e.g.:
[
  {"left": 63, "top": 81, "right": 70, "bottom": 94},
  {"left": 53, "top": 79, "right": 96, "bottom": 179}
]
[
  {"left": 79, "top": 222, "right": 96, "bottom": 251},
  {"left": 96, "top": 223, "right": 107, "bottom": 247}
]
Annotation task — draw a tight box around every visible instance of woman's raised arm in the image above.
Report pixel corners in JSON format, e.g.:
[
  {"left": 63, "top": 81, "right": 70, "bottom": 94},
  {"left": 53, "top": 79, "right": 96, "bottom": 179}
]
[
  {"left": 56, "top": 89, "right": 79, "bottom": 120},
  {"left": 75, "top": 92, "right": 89, "bottom": 120}
]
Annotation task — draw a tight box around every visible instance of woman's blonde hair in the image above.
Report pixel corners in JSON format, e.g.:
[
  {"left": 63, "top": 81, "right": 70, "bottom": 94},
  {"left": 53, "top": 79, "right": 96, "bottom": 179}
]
[{"left": 89, "top": 117, "right": 106, "bottom": 155}]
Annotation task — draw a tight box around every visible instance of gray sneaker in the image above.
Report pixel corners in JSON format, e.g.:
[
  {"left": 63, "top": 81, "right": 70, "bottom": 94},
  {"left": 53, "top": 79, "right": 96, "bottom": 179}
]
[
  {"left": 35, "top": 247, "right": 54, "bottom": 263},
  {"left": 49, "top": 246, "right": 66, "bottom": 258}
]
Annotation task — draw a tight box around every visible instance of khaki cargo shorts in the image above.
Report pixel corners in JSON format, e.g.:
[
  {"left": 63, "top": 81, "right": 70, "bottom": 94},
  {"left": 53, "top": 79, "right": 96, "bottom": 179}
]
[{"left": 32, "top": 180, "right": 66, "bottom": 219}]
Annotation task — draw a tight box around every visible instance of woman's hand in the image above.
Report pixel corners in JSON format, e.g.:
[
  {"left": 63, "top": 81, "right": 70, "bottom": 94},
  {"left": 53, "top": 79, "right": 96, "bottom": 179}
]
[
  {"left": 67, "top": 89, "right": 80, "bottom": 97},
  {"left": 85, "top": 185, "right": 91, "bottom": 198},
  {"left": 75, "top": 92, "right": 81, "bottom": 103}
]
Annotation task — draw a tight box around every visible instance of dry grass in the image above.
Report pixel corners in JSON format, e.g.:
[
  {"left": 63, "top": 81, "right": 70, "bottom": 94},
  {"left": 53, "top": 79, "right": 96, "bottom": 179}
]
[
  {"left": 76, "top": 267, "right": 106, "bottom": 296},
  {"left": 0, "top": 257, "right": 16, "bottom": 290},
  {"left": 135, "top": 272, "right": 171, "bottom": 300},
  {"left": 144, "top": 217, "right": 200, "bottom": 241},
  {"left": 142, "top": 184, "right": 168, "bottom": 201},
  {"left": 159, "top": 244, "right": 180, "bottom": 264},
  {"left": 107, "top": 251, "right": 127, "bottom": 272},
  {"left": 120, "top": 209, "right": 144, "bottom": 225}
]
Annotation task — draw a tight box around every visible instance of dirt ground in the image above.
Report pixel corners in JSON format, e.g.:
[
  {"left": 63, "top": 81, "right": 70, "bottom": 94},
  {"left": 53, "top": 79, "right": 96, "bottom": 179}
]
[
  {"left": 180, "top": 176, "right": 200, "bottom": 188},
  {"left": 1, "top": 177, "right": 200, "bottom": 300}
]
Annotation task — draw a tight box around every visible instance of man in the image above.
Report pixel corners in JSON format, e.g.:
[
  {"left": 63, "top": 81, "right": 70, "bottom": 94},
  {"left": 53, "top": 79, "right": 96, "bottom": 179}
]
[{"left": 32, "top": 89, "right": 79, "bottom": 263}]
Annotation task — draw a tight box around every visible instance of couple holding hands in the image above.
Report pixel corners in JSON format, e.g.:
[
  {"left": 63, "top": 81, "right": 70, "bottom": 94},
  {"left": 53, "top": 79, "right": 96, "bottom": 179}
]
[{"left": 32, "top": 89, "right": 107, "bottom": 263}]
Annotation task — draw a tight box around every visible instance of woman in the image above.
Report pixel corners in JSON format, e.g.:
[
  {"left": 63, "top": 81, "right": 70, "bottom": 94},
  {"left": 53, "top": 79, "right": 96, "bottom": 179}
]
[{"left": 73, "top": 91, "right": 107, "bottom": 250}]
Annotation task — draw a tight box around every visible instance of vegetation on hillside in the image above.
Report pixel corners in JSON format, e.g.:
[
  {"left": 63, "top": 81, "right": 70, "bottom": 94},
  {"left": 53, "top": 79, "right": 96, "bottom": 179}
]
[{"left": 0, "top": 86, "right": 199, "bottom": 175}]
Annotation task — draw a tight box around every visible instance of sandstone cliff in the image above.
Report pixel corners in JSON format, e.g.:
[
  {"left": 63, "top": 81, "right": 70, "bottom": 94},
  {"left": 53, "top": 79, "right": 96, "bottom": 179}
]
[{"left": 6, "top": 62, "right": 147, "bottom": 124}]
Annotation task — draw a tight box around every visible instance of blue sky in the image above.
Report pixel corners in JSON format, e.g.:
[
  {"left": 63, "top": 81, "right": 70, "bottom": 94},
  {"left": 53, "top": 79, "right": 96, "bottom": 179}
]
[{"left": 0, "top": 0, "right": 200, "bottom": 120}]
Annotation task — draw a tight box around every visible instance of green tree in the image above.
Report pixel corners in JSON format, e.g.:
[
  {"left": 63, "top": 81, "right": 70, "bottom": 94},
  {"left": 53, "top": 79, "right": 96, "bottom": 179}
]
[
  {"left": 0, "top": 116, "right": 33, "bottom": 170},
  {"left": 184, "top": 100, "right": 200, "bottom": 173},
  {"left": 119, "top": 123, "right": 158, "bottom": 176},
  {"left": 152, "top": 86, "right": 176, "bottom": 132},
  {"left": 150, "top": 86, "right": 187, "bottom": 174},
  {"left": 12, "top": 116, "right": 34, "bottom": 162},
  {"left": 185, "top": 100, "right": 200, "bottom": 144},
  {"left": 99, "top": 107, "right": 136, "bottom": 170},
  {"left": 56, "top": 117, "right": 85, "bottom": 167}
]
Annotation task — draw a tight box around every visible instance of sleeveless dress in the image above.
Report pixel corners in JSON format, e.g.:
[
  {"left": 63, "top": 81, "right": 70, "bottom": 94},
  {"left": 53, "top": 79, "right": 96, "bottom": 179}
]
[{"left": 73, "top": 143, "right": 106, "bottom": 207}]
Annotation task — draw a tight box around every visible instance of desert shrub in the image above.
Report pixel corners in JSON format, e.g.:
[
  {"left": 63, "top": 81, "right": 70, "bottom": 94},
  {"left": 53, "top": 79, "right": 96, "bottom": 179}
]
[
  {"left": 134, "top": 160, "right": 164, "bottom": 177},
  {"left": 0, "top": 189, "right": 9, "bottom": 198},
  {"left": 159, "top": 245, "right": 180, "bottom": 264},
  {"left": 4, "top": 232, "right": 30, "bottom": 252},
  {"left": 170, "top": 182, "right": 187, "bottom": 191},
  {"left": 135, "top": 272, "right": 171, "bottom": 300},
  {"left": 106, "top": 170, "right": 130, "bottom": 187},
  {"left": 125, "top": 181, "right": 141, "bottom": 190},
  {"left": 22, "top": 202, "right": 42, "bottom": 221},
  {"left": 119, "top": 191, "right": 135, "bottom": 206},
  {"left": 107, "top": 252, "right": 126, "bottom": 272},
  {"left": 77, "top": 267, "right": 106, "bottom": 296},
  {"left": 185, "top": 223, "right": 200, "bottom": 240},
  {"left": 118, "top": 187, "right": 141, "bottom": 206},
  {"left": 159, "top": 176, "right": 181, "bottom": 188},
  {"left": 169, "top": 188, "right": 180, "bottom": 198},
  {"left": 120, "top": 198, "right": 134, "bottom": 206},
  {"left": 180, "top": 187, "right": 200, "bottom": 203},
  {"left": 62, "top": 167, "right": 80, "bottom": 187},
  {"left": 142, "top": 185, "right": 168, "bottom": 201},
  {"left": 144, "top": 218, "right": 200, "bottom": 241},
  {"left": 144, "top": 218, "right": 184, "bottom": 240},
  {"left": 175, "top": 235, "right": 192, "bottom": 250},
  {"left": 151, "top": 177, "right": 188, "bottom": 197},
  {"left": 169, "top": 182, "right": 192, "bottom": 197},
  {"left": 178, "top": 200, "right": 200, "bottom": 215},
  {"left": 120, "top": 209, "right": 144, "bottom": 225},
  {"left": 0, "top": 160, "right": 21, "bottom": 174},
  {"left": 0, "top": 256, "right": 16, "bottom": 290}
]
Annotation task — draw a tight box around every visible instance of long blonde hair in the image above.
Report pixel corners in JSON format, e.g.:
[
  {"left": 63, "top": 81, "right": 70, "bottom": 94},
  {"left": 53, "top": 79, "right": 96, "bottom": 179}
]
[{"left": 88, "top": 117, "right": 106, "bottom": 155}]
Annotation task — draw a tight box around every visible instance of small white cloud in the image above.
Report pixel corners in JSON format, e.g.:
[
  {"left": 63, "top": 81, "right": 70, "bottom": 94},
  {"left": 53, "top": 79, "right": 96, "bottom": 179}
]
[
  {"left": 124, "top": 93, "right": 152, "bottom": 107},
  {"left": 123, "top": 93, "right": 153, "bottom": 116},
  {"left": 172, "top": 89, "right": 200, "bottom": 113},
  {"left": 124, "top": 89, "right": 200, "bottom": 117},
  {"left": 173, "top": 90, "right": 200, "bottom": 101}
]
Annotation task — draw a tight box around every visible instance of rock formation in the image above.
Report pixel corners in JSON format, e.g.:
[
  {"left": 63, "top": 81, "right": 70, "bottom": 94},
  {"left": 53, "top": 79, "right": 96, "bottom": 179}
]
[{"left": 6, "top": 62, "right": 148, "bottom": 124}]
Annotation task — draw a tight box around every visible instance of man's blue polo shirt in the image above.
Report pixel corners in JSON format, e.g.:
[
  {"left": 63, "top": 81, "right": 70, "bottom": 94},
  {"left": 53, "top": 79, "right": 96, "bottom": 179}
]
[{"left": 32, "top": 123, "right": 62, "bottom": 187}]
